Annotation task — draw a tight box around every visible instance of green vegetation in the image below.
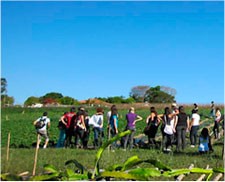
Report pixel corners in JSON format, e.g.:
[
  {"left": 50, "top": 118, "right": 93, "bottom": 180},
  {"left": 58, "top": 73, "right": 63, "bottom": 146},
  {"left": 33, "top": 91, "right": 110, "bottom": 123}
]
[{"left": 1, "top": 106, "right": 224, "bottom": 180}]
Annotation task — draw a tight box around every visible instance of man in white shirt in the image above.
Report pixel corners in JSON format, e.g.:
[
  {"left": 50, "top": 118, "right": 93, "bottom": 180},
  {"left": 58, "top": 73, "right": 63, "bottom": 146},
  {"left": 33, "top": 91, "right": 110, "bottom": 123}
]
[
  {"left": 33, "top": 112, "right": 50, "bottom": 149},
  {"left": 189, "top": 109, "right": 200, "bottom": 147}
]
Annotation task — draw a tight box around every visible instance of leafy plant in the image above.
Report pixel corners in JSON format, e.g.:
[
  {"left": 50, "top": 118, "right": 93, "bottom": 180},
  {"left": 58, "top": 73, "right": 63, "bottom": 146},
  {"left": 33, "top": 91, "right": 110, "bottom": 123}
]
[{"left": 1, "top": 129, "right": 224, "bottom": 181}]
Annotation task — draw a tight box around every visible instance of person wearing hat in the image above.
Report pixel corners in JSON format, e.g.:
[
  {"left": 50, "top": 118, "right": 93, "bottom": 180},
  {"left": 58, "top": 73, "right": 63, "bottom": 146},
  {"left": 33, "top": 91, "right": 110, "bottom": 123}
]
[
  {"left": 89, "top": 107, "right": 104, "bottom": 148},
  {"left": 123, "top": 107, "right": 143, "bottom": 150}
]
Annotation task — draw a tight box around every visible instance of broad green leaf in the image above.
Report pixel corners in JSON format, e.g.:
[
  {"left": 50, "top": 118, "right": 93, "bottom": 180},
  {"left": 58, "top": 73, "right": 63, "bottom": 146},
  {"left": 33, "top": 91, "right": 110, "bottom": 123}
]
[
  {"left": 43, "top": 164, "right": 58, "bottom": 173},
  {"left": 0, "top": 173, "right": 22, "bottom": 181},
  {"left": 163, "top": 169, "right": 191, "bottom": 177},
  {"left": 65, "top": 159, "right": 86, "bottom": 174},
  {"left": 121, "top": 155, "right": 142, "bottom": 171},
  {"left": 30, "top": 172, "right": 60, "bottom": 181},
  {"left": 66, "top": 168, "right": 75, "bottom": 177},
  {"left": 107, "top": 164, "right": 123, "bottom": 171},
  {"left": 144, "top": 159, "right": 172, "bottom": 171},
  {"left": 190, "top": 168, "right": 213, "bottom": 174},
  {"left": 100, "top": 171, "right": 141, "bottom": 180},
  {"left": 92, "top": 130, "right": 131, "bottom": 179},
  {"left": 67, "top": 173, "right": 89, "bottom": 180},
  {"left": 128, "top": 167, "right": 161, "bottom": 180},
  {"left": 213, "top": 167, "right": 225, "bottom": 174}
]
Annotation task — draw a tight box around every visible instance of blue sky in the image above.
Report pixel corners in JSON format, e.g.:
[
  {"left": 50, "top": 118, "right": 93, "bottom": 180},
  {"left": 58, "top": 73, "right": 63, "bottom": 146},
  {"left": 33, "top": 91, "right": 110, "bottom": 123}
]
[{"left": 1, "top": 1, "right": 224, "bottom": 105}]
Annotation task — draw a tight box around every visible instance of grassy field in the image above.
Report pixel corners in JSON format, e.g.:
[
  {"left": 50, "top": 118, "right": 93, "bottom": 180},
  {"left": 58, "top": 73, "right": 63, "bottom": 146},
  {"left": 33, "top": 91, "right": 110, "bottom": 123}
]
[
  {"left": 1, "top": 143, "right": 224, "bottom": 180},
  {"left": 1, "top": 105, "right": 224, "bottom": 180}
]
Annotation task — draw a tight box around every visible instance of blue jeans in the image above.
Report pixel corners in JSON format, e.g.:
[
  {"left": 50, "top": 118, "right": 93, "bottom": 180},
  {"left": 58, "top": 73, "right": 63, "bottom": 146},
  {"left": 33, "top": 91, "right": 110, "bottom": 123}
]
[
  {"left": 56, "top": 129, "right": 66, "bottom": 148},
  {"left": 190, "top": 126, "right": 199, "bottom": 145},
  {"left": 93, "top": 127, "right": 103, "bottom": 147}
]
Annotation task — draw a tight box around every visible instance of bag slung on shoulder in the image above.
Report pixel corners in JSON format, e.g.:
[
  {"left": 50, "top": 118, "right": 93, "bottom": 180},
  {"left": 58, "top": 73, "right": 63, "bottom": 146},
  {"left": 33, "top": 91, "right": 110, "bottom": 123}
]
[{"left": 35, "top": 117, "right": 46, "bottom": 129}]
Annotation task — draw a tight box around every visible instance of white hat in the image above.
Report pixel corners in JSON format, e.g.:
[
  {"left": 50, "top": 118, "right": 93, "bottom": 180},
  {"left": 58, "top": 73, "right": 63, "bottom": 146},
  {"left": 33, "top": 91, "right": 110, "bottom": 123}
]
[{"left": 171, "top": 103, "right": 177, "bottom": 107}]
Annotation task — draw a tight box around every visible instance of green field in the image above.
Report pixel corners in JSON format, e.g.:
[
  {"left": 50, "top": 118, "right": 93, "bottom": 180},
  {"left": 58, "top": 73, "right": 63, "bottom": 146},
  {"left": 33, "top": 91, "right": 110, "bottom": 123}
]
[{"left": 1, "top": 105, "right": 224, "bottom": 181}]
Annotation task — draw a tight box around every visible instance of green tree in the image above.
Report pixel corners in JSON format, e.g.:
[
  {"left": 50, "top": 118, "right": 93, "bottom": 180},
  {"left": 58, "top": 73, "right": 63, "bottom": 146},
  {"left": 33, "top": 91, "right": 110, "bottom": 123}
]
[
  {"left": 1, "top": 95, "right": 14, "bottom": 107},
  {"left": 59, "top": 96, "right": 78, "bottom": 105},
  {"left": 24, "top": 96, "right": 40, "bottom": 106},
  {"left": 1, "top": 78, "right": 7, "bottom": 94},
  {"left": 40, "top": 92, "right": 63, "bottom": 104},
  {"left": 144, "top": 86, "right": 175, "bottom": 103},
  {"left": 122, "top": 97, "right": 136, "bottom": 104},
  {"left": 41, "top": 92, "right": 63, "bottom": 99},
  {"left": 106, "top": 96, "right": 125, "bottom": 103}
]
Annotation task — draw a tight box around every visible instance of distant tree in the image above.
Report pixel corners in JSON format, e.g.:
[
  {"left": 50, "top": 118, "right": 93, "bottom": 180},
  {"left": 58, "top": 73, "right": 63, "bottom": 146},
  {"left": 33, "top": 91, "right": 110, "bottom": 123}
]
[
  {"left": 24, "top": 96, "right": 40, "bottom": 106},
  {"left": 160, "top": 86, "right": 177, "bottom": 96},
  {"left": 106, "top": 96, "right": 125, "bottom": 103},
  {"left": 122, "top": 97, "right": 136, "bottom": 104},
  {"left": 1, "top": 95, "right": 14, "bottom": 107},
  {"left": 41, "top": 92, "right": 63, "bottom": 99},
  {"left": 130, "top": 85, "right": 150, "bottom": 102},
  {"left": 96, "top": 97, "right": 108, "bottom": 102},
  {"left": 39, "top": 92, "right": 63, "bottom": 104},
  {"left": 59, "top": 96, "right": 78, "bottom": 105},
  {"left": 42, "top": 98, "right": 57, "bottom": 105},
  {"left": 1, "top": 78, "right": 15, "bottom": 106},
  {"left": 1, "top": 78, "right": 7, "bottom": 94},
  {"left": 144, "top": 86, "right": 175, "bottom": 103}
]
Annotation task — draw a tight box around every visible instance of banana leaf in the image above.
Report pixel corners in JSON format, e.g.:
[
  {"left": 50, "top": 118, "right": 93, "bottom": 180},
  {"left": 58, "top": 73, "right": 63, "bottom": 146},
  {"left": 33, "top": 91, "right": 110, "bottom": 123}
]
[
  {"left": 163, "top": 169, "right": 191, "bottom": 177},
  {"left": 29, "top": 172, "right": 60, "bottom": 181},
  {"left": 92, "top": 130, "right": 131, "bottom": 179},
  {"left": 144, "top": 159, "right": 172, "bottom": 171},
  {"left": 128, "top": 167, "right": 161, "bottom": 180},
  {"left": 190, "top": 168, "right": 213, "bottom": 174},
  {"left": 106, "top": 164, "right": 123, "bottom": 171},
  {"left": 100, "top": 170, "right": 143, "bottom": 180},
  {"left": 0, "top": 173, "right": 22, "bottom": 181},
  {"left": 121, "top": 155, "right": 142, "bottom": 171},
  {"left": 43, "top": 164, "right": 59, "bottom": 173},
  {"left": 213, "top": 167, "right": 225, "bottom": 174},
  {"left": 65, "top": 159, "right": 86, "bottom": 174}
]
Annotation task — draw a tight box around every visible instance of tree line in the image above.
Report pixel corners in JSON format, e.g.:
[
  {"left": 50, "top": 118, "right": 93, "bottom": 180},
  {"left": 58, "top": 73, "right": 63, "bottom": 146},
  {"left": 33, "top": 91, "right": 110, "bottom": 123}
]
[{"left": 1, "top": 78, "right": 176, "bottom": 107}]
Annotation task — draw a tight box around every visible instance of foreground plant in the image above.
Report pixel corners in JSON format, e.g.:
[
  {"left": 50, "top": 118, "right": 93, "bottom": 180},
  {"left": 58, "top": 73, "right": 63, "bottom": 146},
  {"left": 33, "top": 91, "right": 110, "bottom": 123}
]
[{"left": 1, "top": 130, "right": 224, "bottom": 181}]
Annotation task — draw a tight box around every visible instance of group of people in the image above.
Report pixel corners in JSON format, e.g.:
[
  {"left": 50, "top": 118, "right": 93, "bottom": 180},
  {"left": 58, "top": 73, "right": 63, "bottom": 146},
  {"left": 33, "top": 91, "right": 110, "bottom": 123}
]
[{"left": 33, "top": 103, "right": 223, "bottom": 153}]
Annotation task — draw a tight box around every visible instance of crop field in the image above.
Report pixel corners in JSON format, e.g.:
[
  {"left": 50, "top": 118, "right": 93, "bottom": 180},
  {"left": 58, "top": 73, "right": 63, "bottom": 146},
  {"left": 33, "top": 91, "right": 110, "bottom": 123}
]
[{"left": 1, "top": 105, "right": 224, "bottom": 181}]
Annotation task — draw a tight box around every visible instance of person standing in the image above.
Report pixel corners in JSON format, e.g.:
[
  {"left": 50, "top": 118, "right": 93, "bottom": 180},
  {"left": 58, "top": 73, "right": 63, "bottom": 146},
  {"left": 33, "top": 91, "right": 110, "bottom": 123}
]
[
  {"left": 193, "top": 103, "right": 199, "bottom": 112},
  {"left": 189, "top": 109, "right": 200, "bottom": 147},
  {"left": 145, "top": 107, "right": 161, "bottom": 147},
  {"left": 83, "top": 110, "right": 90, "bottom": 149},
  {"left": 162, "top": 107, "right": 177, "bottom": 152},
  {"left": 174, "top": 106, "right": 189, "bottom": 152},
  {"left": 210, "top": 101, "right": 215, "bottom": 118},
  {"left": 213, "top": 107, "right": 222, "bottom": 139},
  {"left": 56, "top": 112, "right": 68, "bottom": 148},
  {"left": 107, "top": 105, "right": 116, "bottom": 139},
  {"left": 63, "top": 107, "right": 76, "bottom": 148},
  {"left": 74, "top": 108, "right": 87, "bottom": 148},
  {"left": 109, "top": 107, "right": 119, "bottom": 149},
  {"left": 124, "top": 107, "right": 143, "bottom": 150},
  {"left": 33, "top": 112, "right": 50, "bottom": 149},
  {"left": 90, "top": 107, "right": 104, "bottom": 148}
]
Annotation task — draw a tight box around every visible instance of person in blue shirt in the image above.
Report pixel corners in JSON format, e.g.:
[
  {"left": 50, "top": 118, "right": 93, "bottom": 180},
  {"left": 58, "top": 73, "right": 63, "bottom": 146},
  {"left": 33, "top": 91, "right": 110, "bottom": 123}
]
[
  {"left": 198, "top": 127, "right": 213, "bottom": 154},
  {"left": 109, "top": 107, "right": 119, "bottom": 149}
]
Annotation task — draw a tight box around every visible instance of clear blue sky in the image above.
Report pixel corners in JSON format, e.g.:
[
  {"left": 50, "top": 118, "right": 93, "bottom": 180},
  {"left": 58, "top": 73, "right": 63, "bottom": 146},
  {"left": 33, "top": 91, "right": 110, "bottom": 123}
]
[{"left": 1, "top": 1, "right": 224, "bottom": 105}]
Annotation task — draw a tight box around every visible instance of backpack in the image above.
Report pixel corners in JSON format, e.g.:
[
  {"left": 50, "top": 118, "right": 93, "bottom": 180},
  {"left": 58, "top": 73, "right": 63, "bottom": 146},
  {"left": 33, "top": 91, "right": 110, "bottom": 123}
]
[{"left": 35, "top": 117, "right": 46, "bottom": 129}]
